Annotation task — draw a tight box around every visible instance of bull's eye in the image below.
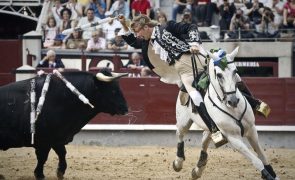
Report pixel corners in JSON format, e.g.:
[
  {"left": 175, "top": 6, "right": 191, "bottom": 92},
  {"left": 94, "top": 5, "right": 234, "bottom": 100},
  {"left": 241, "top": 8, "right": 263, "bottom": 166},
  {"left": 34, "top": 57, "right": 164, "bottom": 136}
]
[{"left": 216, "top": 73, "right": 223, "bottom": 80}]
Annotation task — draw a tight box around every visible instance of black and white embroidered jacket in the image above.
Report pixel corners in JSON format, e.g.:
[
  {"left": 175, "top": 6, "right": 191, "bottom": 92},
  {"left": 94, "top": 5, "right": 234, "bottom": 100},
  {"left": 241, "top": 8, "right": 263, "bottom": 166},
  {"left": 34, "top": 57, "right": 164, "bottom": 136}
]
[
  {"left": 121, "top": 21, "right": 202, "bottom": 69},
  {"left": 152, "top": 21, "right": 202, "bottom": 60}
]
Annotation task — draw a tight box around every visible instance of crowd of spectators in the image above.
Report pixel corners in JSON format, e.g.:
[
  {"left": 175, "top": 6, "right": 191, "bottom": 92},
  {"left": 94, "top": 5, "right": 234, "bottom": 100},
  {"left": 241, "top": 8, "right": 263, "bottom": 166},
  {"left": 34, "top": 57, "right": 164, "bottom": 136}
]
[
  {"left": 40, "top": 0, "right": 295, "bottom": 73},
  {"left": 43, "top": 0, "right": 295, "bottom": 50}
]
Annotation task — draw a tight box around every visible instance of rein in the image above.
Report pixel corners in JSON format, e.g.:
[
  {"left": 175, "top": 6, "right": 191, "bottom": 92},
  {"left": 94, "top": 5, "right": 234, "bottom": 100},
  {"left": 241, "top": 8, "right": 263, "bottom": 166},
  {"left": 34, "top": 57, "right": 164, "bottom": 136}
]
[{"left": 208, "top": 88, "right": 247, "bottom": 136}]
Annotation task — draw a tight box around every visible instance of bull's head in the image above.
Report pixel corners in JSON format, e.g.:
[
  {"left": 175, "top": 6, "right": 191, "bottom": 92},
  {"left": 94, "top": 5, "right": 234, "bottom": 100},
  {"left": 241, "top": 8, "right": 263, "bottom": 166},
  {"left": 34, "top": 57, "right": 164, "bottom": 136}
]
[{"left": 94, "top": 69, "right": 128, "bottom": 115}]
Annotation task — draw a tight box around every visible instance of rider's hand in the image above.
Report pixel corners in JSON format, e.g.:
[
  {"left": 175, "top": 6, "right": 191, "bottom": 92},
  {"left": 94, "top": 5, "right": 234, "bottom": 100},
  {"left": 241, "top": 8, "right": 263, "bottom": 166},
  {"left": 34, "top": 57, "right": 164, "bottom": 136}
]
[
  {"left": 118, "top": 15, "right": 126, "bottom": 26},
  {"left": 190, "top": 45, "right": 199, "bottom": 54}
]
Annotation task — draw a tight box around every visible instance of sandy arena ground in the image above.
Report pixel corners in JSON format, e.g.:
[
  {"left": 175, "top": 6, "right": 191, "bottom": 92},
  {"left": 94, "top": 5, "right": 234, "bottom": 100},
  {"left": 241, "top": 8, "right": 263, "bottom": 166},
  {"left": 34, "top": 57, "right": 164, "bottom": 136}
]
[{"left": 0, "top": 145, "right": 294, "bottom": 180}]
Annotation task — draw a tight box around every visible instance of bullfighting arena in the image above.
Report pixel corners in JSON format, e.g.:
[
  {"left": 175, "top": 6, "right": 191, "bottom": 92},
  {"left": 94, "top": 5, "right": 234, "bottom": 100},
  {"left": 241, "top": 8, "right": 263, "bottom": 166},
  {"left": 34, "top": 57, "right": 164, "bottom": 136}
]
[{"left": 0, "top": 145, "right": 294, "bottom": 180}]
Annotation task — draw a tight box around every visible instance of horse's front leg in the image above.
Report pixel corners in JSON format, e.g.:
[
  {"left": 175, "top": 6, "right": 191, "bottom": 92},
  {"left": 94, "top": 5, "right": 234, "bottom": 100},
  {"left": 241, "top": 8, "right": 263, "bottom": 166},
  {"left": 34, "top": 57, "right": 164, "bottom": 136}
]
[
  {"left": 191, "top": 130, "right": 211, "bottom": 179},
  {"left": 173, "top": 118, "right": 193, "bottom": 172},
  {"left": 34, "top": 145, "right": 51, "bottom": 180},
  {"left": 246, "top": 126, "right": 278, "bottom": 179},
  {"left": 227, "top": 135, "right": 275, "bottom": 180},
  {"left": 52, "top": 144, "right": 67, "bottom": 180}
]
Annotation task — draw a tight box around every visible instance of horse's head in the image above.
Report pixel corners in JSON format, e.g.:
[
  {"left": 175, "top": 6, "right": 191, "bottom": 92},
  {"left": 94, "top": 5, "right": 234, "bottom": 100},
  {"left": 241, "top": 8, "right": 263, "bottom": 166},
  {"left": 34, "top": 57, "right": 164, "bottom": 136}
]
[{"left": 207, "top": 47, "right": 240, "bottom": 108}]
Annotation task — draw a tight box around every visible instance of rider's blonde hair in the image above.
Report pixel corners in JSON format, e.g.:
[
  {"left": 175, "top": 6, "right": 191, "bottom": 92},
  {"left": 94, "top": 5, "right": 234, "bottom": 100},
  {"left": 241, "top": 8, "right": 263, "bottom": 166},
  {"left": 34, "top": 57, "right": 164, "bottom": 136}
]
[{"left": 130, "top": 14, "right": 158, "bottom": 31}]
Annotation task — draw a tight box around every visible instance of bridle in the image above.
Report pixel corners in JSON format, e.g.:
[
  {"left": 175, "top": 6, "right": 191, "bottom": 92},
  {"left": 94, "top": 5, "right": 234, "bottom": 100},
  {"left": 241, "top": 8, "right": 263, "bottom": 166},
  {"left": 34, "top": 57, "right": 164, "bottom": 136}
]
[
  {"left": 207, "top": 59, "right": 246, "bottom": 136},
  {"left": 210, "top": 60, "right": 237, "bottom": 102}
]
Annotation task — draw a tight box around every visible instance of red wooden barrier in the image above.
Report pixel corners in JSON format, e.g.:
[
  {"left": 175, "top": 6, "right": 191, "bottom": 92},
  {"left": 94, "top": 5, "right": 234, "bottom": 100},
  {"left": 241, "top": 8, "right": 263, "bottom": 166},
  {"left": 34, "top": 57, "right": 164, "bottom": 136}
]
[{"left": 90, "top": 77, "right": 295, "bottom": 125}]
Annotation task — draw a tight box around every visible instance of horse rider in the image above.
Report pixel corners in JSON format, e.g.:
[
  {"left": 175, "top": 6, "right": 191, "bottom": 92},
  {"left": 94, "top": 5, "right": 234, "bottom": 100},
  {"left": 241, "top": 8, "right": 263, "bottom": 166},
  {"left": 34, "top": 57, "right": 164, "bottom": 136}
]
[{"left": 117, "top": 14, "right": 270, "bottom": 144}]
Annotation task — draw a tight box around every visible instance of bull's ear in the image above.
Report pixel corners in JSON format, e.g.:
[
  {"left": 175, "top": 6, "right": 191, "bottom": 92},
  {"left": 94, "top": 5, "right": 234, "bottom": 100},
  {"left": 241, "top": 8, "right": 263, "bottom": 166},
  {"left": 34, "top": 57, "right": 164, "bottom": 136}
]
[
  {"left": 96, "top": 72, "right": 128, "bottom": 82},
  {"left": 207, "top": 51, "right": 219, "bottom": 61},
  {"left": 228, "top": 46, "right": 239, "bottom": 61}
]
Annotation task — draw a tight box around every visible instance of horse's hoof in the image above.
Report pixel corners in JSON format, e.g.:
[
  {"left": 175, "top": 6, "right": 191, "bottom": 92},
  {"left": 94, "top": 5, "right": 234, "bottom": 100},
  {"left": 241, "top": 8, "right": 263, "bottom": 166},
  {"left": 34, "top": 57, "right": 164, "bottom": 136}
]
[
  {"left": 56, "top": 170, "right": 64, "bottom": 180},
  {"left": 191, "top": 168, "right": 201, "bottom": 179},
  {"left": 172, "top": 160, "right": 182, "bottom": 172}
]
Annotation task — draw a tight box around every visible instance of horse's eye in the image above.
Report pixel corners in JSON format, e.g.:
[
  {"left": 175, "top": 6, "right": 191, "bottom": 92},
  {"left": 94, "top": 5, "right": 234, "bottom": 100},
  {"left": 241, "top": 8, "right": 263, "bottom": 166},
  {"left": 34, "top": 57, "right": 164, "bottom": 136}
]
[
  {"left": 233, "top": 69, "right": 238, "bottom": 74},
  {"left": 216, "top": 73, "right": 223, "bottom": 79}
]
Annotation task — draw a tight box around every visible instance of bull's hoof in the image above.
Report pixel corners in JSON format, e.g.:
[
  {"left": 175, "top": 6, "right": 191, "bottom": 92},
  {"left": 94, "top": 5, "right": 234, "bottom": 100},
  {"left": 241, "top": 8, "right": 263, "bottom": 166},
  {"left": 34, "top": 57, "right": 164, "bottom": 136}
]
[
  {"left": 172, "top": 160, "right": 182, "bottom": 172},
  {"left": 56, "top": 169, "right": 64, "bottom": 180},
  {"left": 34, "top": 172, "right": 45, "bottom": 180}
]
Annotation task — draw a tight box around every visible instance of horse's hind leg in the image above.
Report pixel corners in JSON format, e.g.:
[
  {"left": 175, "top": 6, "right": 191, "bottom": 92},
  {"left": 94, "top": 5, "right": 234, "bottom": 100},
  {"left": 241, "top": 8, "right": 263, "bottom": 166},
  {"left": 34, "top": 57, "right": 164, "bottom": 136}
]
[
  {"left": 246, "top": 126, "right": 278, "bottom": 179},
  {"left": 173, "top": 118, "right": 193, "bottom": 172},
  {"left": 191, "top": 130, "right": 211, "bottom": 179},
  {"left": 227, "top": 135, "right": 275, "bottom": 180}
]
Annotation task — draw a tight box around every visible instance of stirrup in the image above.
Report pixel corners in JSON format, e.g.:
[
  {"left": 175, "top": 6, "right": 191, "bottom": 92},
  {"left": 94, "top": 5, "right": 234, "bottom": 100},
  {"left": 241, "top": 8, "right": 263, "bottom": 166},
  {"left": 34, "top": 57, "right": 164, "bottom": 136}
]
[
  {"left": 256, "top": 101, "right": 271, "bottom": 118},
  {"left": 211, "top": 131, "right": 228, "bottom": 148}
]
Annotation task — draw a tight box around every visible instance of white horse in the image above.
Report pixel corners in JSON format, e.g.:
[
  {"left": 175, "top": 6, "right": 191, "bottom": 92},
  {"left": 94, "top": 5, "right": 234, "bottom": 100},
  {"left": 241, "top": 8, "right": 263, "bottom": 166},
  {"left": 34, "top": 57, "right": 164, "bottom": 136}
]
[{"left": 172, "top": 47, "right": 278, "bottom": 180}]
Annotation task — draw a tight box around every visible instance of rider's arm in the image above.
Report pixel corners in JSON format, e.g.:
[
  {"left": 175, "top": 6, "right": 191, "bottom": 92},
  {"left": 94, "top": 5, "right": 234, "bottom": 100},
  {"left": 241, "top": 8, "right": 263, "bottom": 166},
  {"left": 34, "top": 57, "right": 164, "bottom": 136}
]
[
  {"left": 165, "top": 20, "right": 202, "bottom": 46},
  {"left": 165, "top": 20, "right": 202, "bottom": 53}
]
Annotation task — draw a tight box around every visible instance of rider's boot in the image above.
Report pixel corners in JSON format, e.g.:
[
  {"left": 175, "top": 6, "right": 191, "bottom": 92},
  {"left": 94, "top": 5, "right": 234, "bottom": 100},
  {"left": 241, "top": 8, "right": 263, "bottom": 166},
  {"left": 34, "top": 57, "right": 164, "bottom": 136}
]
[
  {"left": 196, "top": 102, "right": 228, "bottom": 148},
  {"left": 237, "top": 81, "right": 271, "bottom": 118}
]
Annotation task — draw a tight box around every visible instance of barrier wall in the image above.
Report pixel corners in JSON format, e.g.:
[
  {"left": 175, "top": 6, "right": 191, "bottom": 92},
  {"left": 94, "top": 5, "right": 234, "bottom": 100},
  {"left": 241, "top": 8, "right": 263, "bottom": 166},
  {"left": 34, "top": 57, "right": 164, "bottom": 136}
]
[
  {"left": 0, "top": 40, "right": 22, "bottom": 85},
  {"left": 89, "top": 77, "right": 295, "bottom": 126}
]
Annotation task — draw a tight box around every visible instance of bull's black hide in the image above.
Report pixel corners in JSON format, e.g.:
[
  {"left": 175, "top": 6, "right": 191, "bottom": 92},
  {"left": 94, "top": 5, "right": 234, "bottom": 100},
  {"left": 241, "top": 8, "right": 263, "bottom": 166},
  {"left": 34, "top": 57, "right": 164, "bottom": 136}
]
[{"left": 0, "top": 71, "right": 128, "bottom": 179}]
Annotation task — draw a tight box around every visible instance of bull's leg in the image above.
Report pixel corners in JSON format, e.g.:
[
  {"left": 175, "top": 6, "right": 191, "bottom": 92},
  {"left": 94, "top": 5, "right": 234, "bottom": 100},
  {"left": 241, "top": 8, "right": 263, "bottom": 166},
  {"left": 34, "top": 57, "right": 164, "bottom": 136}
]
[
  {"left": 192, "top": 131, "right": 211, "bottom": 179},
  {"left": 227, "top": 135, "right": 275, "bottom": 180},
  {"left": 173, "top": 118, "right": 193, "bottom": 172},
  {"left": 34, "top": 145, "right": 51, "bottom": 180},
  {"left": 52, "top": 144, "right": 67, "bottom": 179},
  {"left": 246, "top": 126, "right": 278, "bottom": 180}
]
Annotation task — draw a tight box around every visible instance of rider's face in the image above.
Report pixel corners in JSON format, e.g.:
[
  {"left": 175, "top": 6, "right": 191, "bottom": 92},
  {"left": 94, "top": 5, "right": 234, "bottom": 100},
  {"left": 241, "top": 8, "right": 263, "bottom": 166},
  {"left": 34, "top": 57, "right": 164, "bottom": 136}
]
[{"left": 133, "top": 25, "right": 149, "bottom": 40}]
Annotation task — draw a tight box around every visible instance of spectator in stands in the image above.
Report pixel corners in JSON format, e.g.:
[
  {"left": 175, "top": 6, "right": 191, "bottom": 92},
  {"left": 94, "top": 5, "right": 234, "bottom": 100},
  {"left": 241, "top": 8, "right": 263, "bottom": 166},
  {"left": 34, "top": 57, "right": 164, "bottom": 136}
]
[
  {"left": 51, "top": 0, "right": 63, "bottom": 26},
  {"left": 107, "top": 28, "right": 128, "bottom": 50},
  {"left": 103, "top": 11, "right": 123, "bottom": 41},
  {"left": 245, "top": 0, "right": 264, "bottom": 28},
  {"left": 77, "top": 0, "right": 90, "bottom": 15},
  {"left": 155, "top": 10, "right": 168, "bottom": 25},
  {"left": 66, "top": 0, "right": 83, "bottom": 21},
  {"left": 125, "top": 52, "right": 152, "bottom": 77},
  {"left": 131, "top": 0, "right": 151, "bottom": 18},
  {"left": 283, "top": 0, "right": 295, "bottom": 31},
  {"left": 85, "top": 0, "right": 106, "bottom": 19},
  {"left": 37, "top": 50, "right": 65, "bottom": 69},
  {"left": 181, "top": 9, "right": 193, "bottom": 23},
  {"left": 43, "top": 16, "right": 59, "bottom": 48},
  {"left": 172, "top": 0, "right": 192, "bottom": 22},
  {"left": 219, "top": 0, "right": 236, "bottom": 39},
  {"left": 272, "top": 0, "right": 284, "bottom": 27},
  {"left": 105, "top": 0, "right": 115, "bottom": 11},
  {"left": 228, "top": 8, "right": 254, "bottom": 39},
  {"left": 59, "top": 8, "right": 72, "bottom": 34},
  {"left": 108, "top": 0, "right": 130, "bottom": 18},
  {"left": 78, "top": 8, "right": 101, "bottom": 40},
  {"left": 66, "top": 31, "right": 87, "bottom": 49},
  {"left": 86, "top": 29, "right": 106, "bottom": 51},
  {"left": 193, "top": 0, "right": 211, "bottom": 26},
  {"left": 256, "top": 7, "right": 280, "bottom": 38}
]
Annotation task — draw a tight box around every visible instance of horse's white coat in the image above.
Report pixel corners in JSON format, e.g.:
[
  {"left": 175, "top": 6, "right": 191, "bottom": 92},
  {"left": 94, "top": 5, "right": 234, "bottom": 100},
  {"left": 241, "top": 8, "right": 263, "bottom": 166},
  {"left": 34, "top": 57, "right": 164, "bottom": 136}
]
[{"left": 174, "top": 47, "right": 278, "bottom": 179}]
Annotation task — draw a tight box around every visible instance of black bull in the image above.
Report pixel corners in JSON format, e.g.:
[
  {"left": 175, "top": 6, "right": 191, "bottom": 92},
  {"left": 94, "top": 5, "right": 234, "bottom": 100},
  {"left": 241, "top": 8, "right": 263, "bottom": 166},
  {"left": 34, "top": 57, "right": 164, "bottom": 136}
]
[{"left": 0, "top": 71, "right": 128, "bottom": 179}]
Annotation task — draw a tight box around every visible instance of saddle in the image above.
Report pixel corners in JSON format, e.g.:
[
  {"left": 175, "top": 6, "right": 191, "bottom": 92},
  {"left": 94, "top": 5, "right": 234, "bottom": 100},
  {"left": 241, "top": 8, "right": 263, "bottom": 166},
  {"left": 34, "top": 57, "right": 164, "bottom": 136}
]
[{"left": 179, "top": 71, "right": 209, "bottom": 113}]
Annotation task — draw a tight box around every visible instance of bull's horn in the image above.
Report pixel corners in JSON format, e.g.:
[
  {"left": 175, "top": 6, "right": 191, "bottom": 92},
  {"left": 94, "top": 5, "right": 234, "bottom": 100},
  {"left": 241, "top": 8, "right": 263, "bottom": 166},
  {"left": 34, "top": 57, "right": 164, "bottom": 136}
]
[{"left": 96, "top": 72, "right": 128, "bottom": 82}]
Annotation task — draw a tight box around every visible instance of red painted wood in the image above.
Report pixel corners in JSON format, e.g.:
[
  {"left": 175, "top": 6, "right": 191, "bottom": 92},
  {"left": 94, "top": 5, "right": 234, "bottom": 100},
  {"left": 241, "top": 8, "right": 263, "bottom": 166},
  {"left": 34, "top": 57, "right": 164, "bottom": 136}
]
[
  {"left": 90, "top": 77, "right": 295, "bottom": 125},
  {"left": 0, "top": 40, "right": 22, "bottom": 73}
]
